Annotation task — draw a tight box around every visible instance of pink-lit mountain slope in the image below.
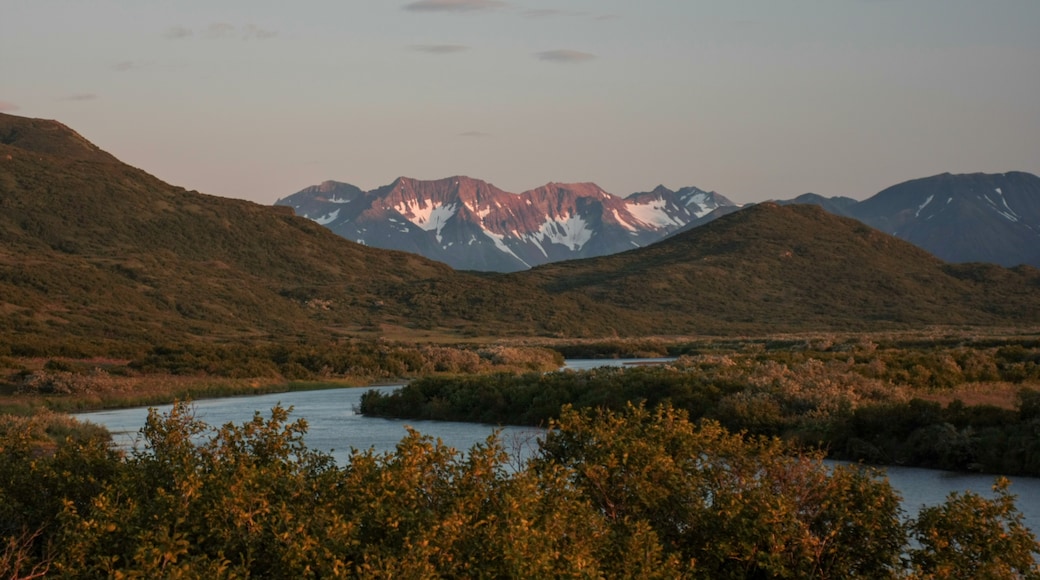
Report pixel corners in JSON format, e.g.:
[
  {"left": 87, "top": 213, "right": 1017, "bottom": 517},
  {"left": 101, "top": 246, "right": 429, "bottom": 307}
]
[{"left": 276, "top": 177, "right": 736, "bottom": 272}]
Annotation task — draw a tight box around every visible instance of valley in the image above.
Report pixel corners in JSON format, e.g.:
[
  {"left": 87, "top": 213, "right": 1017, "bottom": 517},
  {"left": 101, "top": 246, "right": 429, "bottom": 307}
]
[{"left": 2, "top": 112, "right": 1039, "bottom": 577}]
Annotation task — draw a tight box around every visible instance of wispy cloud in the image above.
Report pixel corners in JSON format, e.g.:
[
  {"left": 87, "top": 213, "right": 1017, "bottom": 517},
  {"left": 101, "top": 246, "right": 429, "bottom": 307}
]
[
  {"left": 168, "top": 23, "right": 276, "bottom": 41},
  {"left": 0, "top": 101, "right": 19, "bottom": 112},
  {"left": 535, "top": 49, "right": 596, "bottom": 63},
  {"left": 404, "top": 0, "right": 507, "bottom": 12},
  {"left": 523, "top": 9, "right": 569, "bottom": 18},
  {"left": 243, "top": 24, "right": 277, "bottom": 40},
  {"left": 522, "top": 8, "right": 618, "bottom": 21},
  {"left": 459, "top": 131, "right": 491, "bottom": 138},
  {"left": 112, "top": 60, "right": 145, "bottom": 72},
  {"left": 164, "top": 25, "right": 193, "bottom": 40},
  {"left": 410, "top": 44, "right": 470, "bottom": 54},
  {"left": 60, "top": 93, "right": 98, "bottom": 102},
  {"left": 203, "top": 22, "right": 237, "bottom": 39}
]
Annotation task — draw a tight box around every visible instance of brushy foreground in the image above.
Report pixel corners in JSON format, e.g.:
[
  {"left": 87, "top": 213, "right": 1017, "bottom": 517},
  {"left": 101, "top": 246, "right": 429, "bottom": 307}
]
[{"left": 2, "top": 403, "right": 1038, "bottom": 578}]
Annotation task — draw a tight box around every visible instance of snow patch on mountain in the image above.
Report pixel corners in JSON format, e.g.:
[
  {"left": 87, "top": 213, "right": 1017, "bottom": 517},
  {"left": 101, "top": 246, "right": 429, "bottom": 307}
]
[
  {"left": 979, "top": 194, "right": 1019, "bottom": 222},
  {"left": 684, "top": 192, "right": 716, "bottom": 217},
  {"left": 313, "top": 209, "right": 340, "bottom": 226},
  {"left": 535, "top": 215, "right": 594, "bottom": 250},
  {"left": 626, "top": 200, "right": 683, "bottom": 228},
  {"left": 915, "top": 195, "right": 934, "bottom": 218},
  {"left": 397, "top": 202, "right": 454, "bottom": 231},
  {"left": 484, "top": 230, "right": 530, "bottom": 268}
]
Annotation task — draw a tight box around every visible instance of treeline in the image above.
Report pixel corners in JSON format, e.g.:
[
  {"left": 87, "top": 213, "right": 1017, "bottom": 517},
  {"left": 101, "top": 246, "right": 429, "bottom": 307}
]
[
  {"left": 360, "top": 345, "right": 1040, "bottom": 475},
  {"left": 2, "top": 403, "right": 1036, "bottom": 578}
]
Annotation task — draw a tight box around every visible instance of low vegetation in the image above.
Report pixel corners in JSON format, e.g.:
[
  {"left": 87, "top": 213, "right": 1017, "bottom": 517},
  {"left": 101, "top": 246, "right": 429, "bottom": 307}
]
[
  {"left": 361, "top": 335, "right": 1040, "bottom": 476},
  {"left": 0, "top": 342, "right": 563, "bottom": 416},
  {"left": 1, "top": 402, "right": 1036, "bottom": 578}
]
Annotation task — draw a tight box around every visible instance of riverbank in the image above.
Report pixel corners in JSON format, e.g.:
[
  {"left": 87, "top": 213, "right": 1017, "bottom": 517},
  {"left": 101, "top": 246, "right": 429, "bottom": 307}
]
[{"left": 0, "top": 375, "right": 367, "bottom": 416}]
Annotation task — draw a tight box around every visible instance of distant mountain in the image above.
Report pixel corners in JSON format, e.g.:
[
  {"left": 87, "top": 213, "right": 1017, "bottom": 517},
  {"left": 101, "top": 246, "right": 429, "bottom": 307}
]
[
  {"left": 778, "top": 193, "right": 859, "bottom": 217},
  {"left": 781, "top": 172, "right": 1040, "bottom": 267},
  {"left": 276, "top": 178, "right": 737, "bottom": 272}
]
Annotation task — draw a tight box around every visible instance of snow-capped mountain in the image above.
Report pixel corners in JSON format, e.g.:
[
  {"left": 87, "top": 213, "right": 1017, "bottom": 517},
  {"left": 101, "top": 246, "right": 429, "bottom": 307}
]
[
  {"left": 784, "top": 172, "right": 1040, "bottom": 267},
  {"left": 276, "top": 176, "right": 737, "bottom": 271}
]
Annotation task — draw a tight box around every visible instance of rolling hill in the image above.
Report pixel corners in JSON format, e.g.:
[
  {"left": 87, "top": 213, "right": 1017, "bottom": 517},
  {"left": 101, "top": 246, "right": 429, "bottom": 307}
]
[
  {"left": 2, "top": 112, "right": 1039, "bottom": 353},
  {"left": 0, "top": 113, "right": 471, "bottom": 351},
  {"left": 510, "top": 202, "right": 1040, "bottom": 334}
]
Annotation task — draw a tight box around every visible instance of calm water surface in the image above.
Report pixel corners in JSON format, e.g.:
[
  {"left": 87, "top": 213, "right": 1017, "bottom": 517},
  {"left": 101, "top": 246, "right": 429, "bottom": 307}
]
[{"left": 74, "top": 359, "right": 1040, "bottom": 531}]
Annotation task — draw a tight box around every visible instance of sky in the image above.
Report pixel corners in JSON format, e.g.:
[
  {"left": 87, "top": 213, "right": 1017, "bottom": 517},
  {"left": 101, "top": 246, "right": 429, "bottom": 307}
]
[{"left": 3, "top": 0, "right": 1039, "bottom": 205}]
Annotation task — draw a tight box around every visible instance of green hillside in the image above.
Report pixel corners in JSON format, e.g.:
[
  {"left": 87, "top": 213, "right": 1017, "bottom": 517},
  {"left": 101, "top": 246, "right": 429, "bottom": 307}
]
[
  {"left": 510, "top": 203, "right": 1040, "bottom": 334},
  {"left": 2, "top": 112, "right": 1039, "bottom": 355},
  {"left": 0, "top": 113, "right": 472, "bottom": 352}
]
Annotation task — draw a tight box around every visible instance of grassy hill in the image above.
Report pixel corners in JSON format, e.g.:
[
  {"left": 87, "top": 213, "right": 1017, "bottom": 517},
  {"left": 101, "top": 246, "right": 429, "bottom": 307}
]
[
  {"left": 0, "top": 113, "right": 474, "bottom": 353},
  {"left": 508, "top": 202, "right": 1040, "bottom": 334},
  {"left": 2, "top": 112, "right": 1039, "bottom": 355}
]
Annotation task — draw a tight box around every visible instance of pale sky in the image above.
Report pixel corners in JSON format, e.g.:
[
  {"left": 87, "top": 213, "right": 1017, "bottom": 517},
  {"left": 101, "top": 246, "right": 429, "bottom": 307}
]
[{"left": 3, "top": 0, "right": 1039, "bottom": 204}]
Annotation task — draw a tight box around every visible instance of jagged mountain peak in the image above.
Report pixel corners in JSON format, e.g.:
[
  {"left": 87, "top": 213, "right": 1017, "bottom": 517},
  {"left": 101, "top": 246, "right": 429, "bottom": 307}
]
[
  {"left": 277, "top": 176, "right": 736, "bottom": 271},
  {"left": 521, "top": 181, "right": 612, "bottom": 201}
]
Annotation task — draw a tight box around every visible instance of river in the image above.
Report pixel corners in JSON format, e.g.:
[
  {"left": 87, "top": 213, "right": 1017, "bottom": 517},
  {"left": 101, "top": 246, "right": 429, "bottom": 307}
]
[{"left": 73, "top": 361, "right": 1040, "bottom": 531}]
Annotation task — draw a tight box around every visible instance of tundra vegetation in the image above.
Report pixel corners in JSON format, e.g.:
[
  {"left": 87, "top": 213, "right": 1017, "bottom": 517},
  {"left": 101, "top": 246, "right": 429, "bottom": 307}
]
[
  {"left": 1, "top": 402, "right": 1037, "bottom": 578},
  {"left": 361, "top": 335, "right": 1040, "bottom": 476},
  {"left": 2, "top": 333, "right": 1039, "bottom": 577}
]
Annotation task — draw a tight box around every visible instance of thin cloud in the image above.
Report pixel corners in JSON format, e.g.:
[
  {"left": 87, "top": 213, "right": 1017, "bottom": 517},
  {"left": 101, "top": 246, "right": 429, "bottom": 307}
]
[
  {"left": 170, "top": 23, "right": 277, "bottom": 41},
  {"left": 244, "top": 24, "right": 277, "bottom": 40},
  {"left": 523, "top": 9, "right": 570, "bottom": 18},
  {"left": 203, "top": 22, "right": 236, "bottom": 39},
  {"left": 535, "top": 49, "right": 596, "bottom": 63},
  {"left": 112, "top": 60, "right": 144, "bottom": 72},
  {"left": 522, "top": 8, "right": 617, "bottom": 21},
  {"left": 164, "top": 25, "right": 194, "bottom": 39},
  {"left": 411, "top": 44, "right": 470, "bottom": 54},
  {"left": 404, "top": 0, "right": 507, "bottom": 12},
  {"left": 0, "top": 101, "right": 19, "bottom": 112},
  {"left": 459, "top": 131, "right": 491, "bottom": 138},
  {"left": 60, "top": 93, "right": 98, "bottom": 101}
]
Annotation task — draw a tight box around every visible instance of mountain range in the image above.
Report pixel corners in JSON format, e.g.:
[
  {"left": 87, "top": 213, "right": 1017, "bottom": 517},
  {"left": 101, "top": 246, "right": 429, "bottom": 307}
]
[
  {"left": 281, "top": 172, "right": 1040, "bottom": 271},
  {"left": 276, "top": 178, "right": 733, "bottom": 272},
  {"left": 2, "top": 111, "right": 1039, "bottom": 353}
]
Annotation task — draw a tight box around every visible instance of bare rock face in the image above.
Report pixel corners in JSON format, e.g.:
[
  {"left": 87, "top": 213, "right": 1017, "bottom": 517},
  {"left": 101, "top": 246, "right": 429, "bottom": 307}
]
[{"left": 276, "top": 176, "right": 737, "bottom": 272}]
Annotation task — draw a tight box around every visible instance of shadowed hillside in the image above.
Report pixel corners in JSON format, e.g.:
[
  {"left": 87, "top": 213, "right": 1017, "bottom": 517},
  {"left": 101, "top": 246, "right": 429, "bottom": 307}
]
[
  {"left": 2, "top": 112, "right": 1039, "bottom": 352},
  {"left": 783, "top": 172, "right": 1040, "bottom": 267},
  {"left": 510, "top": 203, "right": 1040, "bottom": 334},
  {"left": 0, "top": 113, "right": 473, "bottom": 352}
]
